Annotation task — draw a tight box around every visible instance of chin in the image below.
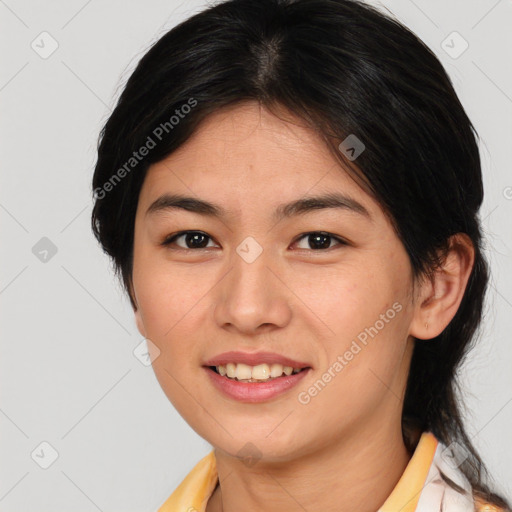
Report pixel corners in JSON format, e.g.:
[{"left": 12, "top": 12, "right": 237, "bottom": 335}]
[{"left": 204, "top": 425, "right": 312, "bottom": 465}]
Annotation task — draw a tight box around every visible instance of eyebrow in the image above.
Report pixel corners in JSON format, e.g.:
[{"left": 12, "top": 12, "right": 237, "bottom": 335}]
[{"left": 145, "top": 192, "right": 371, "bottom": 221}]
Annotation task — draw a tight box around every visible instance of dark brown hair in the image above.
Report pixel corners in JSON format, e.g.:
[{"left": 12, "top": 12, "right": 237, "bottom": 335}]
[{"left": 91, "top": 0, "right": 510, "bottom": 508}]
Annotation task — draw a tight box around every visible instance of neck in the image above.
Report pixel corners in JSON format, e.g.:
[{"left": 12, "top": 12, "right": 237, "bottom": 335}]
[{"left": 207, "top": 421, "right": 412, "bottom": 512}]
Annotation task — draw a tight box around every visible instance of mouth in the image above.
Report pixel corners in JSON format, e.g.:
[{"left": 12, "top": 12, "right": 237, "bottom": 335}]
[
  {"left": 207, "top": 363, "right": 309, "bottom": 383},
  {"left": 202, "top": 357, "right": 312, "bottom": 403},
  {"left": 202, "top": 351, "right": 313, "bottom": 402}
]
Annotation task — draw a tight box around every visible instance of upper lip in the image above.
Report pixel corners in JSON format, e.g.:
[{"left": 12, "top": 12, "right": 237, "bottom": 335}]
[{"left": 203, "top": 351, "right": 312, "bottom": 369}]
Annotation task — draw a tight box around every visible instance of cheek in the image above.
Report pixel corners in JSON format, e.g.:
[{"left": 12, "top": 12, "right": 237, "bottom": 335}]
[
  {"left": 132, "top": 258, "right": 206, "bottom": 413},
  {"left": 133, "top": 249, "right": 200, "bottom": 335},
  {"left": 298, "top": 260, "right": 410, "bottom": 379},
  {"left": 132, "top": 251, "right": 219, "bottom": 380},
  {"left": 296, "top": 263, "right": 396, "bottom": 338}
]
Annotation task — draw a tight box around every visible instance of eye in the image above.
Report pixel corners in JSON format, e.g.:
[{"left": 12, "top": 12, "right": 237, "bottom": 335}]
[
  {"left": 292, "top": 231, "right": 347, "bottom": 251},
  {"left": 161, "top": 231, "right": 219, "bottom": 250},
  {"left": 161, "top": 230, "right": 347, "bottom": 251}
]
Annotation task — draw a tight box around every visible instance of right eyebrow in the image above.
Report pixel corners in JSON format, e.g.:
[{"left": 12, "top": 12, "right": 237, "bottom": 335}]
[{"left": 146, "top": 194, "right": 226, "bottom": 218}]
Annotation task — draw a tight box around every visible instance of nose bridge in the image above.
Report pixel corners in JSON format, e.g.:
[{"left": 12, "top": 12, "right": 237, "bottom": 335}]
[{"left": 213, "top": 237, "right": 292, "bottom": 333}]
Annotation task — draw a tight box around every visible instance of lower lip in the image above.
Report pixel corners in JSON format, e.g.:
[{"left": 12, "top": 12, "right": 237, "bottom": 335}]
[{"left": 204, "top": 366, "right": 311, "bottom": 403}]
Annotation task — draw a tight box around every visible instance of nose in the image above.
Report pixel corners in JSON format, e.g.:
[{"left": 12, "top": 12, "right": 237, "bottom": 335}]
[{"left": 213, "top": 245, "right": 292, "bottom": 336}]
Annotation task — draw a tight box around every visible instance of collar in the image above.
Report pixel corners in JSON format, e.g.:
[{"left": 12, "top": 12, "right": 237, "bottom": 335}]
[{"left": 158, "top": 432, "right": 491, "bottom": 512}]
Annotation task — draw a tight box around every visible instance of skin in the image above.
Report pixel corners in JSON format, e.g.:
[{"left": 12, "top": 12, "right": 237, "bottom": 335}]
[{"left": 130, "top": 101, "right": 474, "bottom": 512}]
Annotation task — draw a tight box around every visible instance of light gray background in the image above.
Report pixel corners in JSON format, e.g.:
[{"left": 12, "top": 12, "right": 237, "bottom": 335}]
[{"left": 1, "top": 1, "right": 511, "bottom": 510}]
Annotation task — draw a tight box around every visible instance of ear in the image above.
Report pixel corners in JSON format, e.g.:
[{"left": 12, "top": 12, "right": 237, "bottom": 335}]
[
  {"left": 409, "top": 233, "right": 475, "bottom": 340},
  {"left": 134, "top": 308, "right": 147, "bottom": 338},
  {"left": 128, "top": 278, "right": 147, "bottom": 338}
]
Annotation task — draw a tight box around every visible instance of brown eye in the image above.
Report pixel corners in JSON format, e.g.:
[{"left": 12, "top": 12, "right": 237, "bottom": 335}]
[
  {"left": 162, "top": 231, "right": 218, "bottom": 249},
  {"left": 293, "top": 232, "right": 346, "bottom": 250}
]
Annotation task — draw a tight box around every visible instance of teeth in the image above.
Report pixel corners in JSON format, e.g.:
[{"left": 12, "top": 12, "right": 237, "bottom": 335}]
[
  {"left": 251, "top": 364, "right": 270, "bottom": 380},
  {"left": 270, "top": 363, "right": 284, "bottom": 378},
  {"left": 226, "top": 363, "right": 236, "bottom": 378},
  {"left": 236, "top": 363, "right": 252, "bottom": 380},
  {"left": 215, "top": 362, "right": 304, "bottom": 381}
]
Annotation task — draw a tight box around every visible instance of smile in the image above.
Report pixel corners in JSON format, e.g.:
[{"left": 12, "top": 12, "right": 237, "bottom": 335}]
[
  {"left": 212, "top": 362, "right": 304, "bottom": 382},
  {"left": 204, "top": 365, "right": 312, "bottom": 403}
]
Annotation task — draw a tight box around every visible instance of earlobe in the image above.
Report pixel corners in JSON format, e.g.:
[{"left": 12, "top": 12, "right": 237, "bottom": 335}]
[{"left": 410, "top": 233, "right": 475, "bottom": 340}]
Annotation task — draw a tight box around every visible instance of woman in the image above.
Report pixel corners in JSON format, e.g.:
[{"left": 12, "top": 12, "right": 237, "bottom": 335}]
[{"left": 91, "top": 0, "right": 511, "bottom": 510}]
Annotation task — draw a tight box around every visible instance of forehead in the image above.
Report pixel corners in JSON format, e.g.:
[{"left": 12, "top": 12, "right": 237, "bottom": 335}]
[{"left": 137, "top": 101, "right": 380, "bottom": 221}]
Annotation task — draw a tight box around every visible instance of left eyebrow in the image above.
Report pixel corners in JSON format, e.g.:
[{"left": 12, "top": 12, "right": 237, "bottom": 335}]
[
  {"left": 273, "top": 192, "right": 371, "bottom": 221},
  {"left": 145, "top": 192, "right": 371, "bottom": 221}
]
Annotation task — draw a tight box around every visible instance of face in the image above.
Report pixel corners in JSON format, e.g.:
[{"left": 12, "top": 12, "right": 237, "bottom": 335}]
[{"left": 132, "top": 101, "right": 418, "bottom": 462}]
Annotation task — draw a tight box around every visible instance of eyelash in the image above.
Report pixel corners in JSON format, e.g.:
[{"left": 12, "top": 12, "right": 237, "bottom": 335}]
[{"left": 160, "top": 230, "right": 348, "bottom": 252}]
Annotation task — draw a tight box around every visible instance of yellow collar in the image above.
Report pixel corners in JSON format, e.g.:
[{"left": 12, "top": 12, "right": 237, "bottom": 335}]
[{"left": 157, "top": 432, "right": 494, "bottom": 512}]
